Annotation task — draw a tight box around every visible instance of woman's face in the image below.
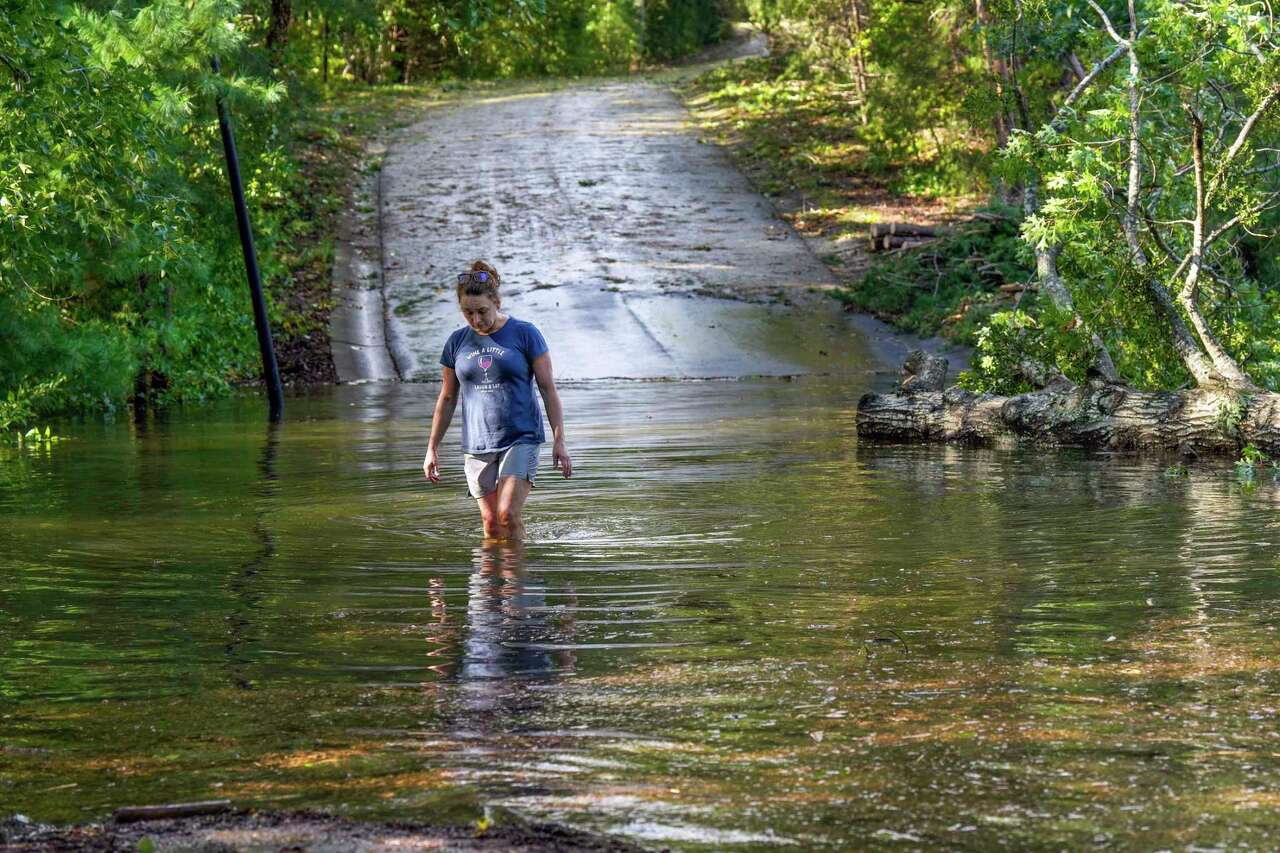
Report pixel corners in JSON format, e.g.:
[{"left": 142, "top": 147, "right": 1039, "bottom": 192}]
[{"left": 460, "top": 294, "right": 501, "bottom": 334}]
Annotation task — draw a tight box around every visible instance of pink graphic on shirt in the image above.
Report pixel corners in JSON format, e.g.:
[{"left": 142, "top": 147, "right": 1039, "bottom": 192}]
[{"left": 478, "top": 354, "right": 494, "bottom": 380}]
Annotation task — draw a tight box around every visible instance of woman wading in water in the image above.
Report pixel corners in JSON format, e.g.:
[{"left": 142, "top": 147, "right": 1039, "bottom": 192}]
[{"left": 423, "top": 261, "right": 572, "bottom": 540}]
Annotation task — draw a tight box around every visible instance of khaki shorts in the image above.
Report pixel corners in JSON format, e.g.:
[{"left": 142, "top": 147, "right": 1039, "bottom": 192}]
[{"left": 463, "top": 443, "right": 541, "bottom": 499}]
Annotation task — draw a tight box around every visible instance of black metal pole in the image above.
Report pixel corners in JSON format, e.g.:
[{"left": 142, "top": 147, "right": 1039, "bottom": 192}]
[{"left": 211, "top": 56, "right": 284, "bottom": 422}]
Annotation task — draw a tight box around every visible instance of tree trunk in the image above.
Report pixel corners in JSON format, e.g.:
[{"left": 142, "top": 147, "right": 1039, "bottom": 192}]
[
  {"left": 857, "top": 352, "right": 1280, "bottom": 455},
  {"left": 848, "top": 0, "right": 870, "bottom": 126},
  {"left": 321, "top": 15, "right": 329, "bottom": 83},
  {"left": 266, "top": 0, "right": 292, "bottom": 62},
  {"left": 974, "top": 0, "right": 1009, "bottom": 148}
]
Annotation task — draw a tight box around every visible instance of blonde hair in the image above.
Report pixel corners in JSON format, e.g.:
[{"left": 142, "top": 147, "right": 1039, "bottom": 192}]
[{"left": 456, "top": 259, "right": 501, "bottom": 302}]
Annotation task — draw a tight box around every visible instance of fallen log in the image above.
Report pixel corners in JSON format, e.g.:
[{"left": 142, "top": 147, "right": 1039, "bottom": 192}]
[
  {"left": 873, "top": 235, "right": 934, "bottom": 252},
  {"left": 870, "top": 222, "right": 947, "bottom": 241},
  {"left": 857, "top": 351, "right": 1280, "bottom": 455}
]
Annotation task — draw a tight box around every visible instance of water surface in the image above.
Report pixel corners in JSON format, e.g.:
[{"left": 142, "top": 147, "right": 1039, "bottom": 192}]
[{"left": 3, "top": 378, "right": 1280, "bottom": 849}]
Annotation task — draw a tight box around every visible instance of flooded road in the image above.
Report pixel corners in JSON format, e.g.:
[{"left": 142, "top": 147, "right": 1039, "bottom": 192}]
[
  {"left": 6, "top": 54, "right": 1280, "bottom": 851},
  {"left": 376, "top": 79, "right": 842, "bottom": 381},
  {"left": 331, "top": 76, "right": 967, "bottom": 383},
  {"left": 5, "top": 378, "right": 1280, "bottom": 848}
]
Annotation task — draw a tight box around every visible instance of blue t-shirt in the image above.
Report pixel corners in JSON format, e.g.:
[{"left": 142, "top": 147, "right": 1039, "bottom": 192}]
[{"left": 440, "top": 317, "right": 549, "bottom": 454}]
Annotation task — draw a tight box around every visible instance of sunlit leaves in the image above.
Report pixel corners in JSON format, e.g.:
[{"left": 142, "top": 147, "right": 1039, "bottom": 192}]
[
  {"left": 0, "top": 0, "right": 287, "bottom": 415},
  {"left": 993, "top": 0, "right": 1280, "bottom": 391}
]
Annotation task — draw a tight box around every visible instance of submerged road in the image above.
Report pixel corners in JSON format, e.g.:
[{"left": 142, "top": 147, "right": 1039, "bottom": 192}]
[{"left": 334, "top": 73, "right": 964, "bottom": 385}]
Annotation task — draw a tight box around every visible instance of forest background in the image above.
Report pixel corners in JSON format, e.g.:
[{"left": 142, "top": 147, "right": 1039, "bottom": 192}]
[{"left": 2, "top": 0, "right": 1278, "bottom": 435}]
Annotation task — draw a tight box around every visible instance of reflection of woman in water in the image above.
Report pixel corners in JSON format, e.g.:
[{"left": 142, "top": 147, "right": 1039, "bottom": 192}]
[
  {"left": 423, "top": 260, "right": 572, "bottom": 541},
  {"left": 446, "top": 542, "right": 576, "bottom": 719},
  {"left": 465, "top": 544, "right": 575, "bottom": 674}
]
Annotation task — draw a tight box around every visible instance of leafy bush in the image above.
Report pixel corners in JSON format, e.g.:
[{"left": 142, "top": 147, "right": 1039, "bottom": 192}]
[
  {"left": 957, "top": 304, "right": 1092, "bottom": 395},
  {"left": 834, "top": 206, "right": 1031, "bottom": 345},
  {"left": 644, "top": 0, "right": 726, "bottom": 60}
]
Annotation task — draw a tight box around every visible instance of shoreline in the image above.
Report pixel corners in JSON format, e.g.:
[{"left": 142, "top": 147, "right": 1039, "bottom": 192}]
[{"left": 0, "top": 809, "right": 647, "bottom": 852}]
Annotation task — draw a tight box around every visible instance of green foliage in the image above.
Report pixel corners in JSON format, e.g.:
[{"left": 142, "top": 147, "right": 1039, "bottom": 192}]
[
  {"left": 1215, "top": 396, "right": 1249, "bottom": 439},
  {"left": 683, "top": 52, "right": 874, "bottom": 197},
  {"left": 996, "top": 0, "right": 1280, "bottom": 393},
  {"left": 1235, "top": 445, "right": 1276, "bottom": 484},
  {"left": 1, "top": 0, "right": 291, "bottom": 418},
  {"left": 836, "top": 208, "right": 1031, "bottom": 345},
  {"left": 736, "top": 0, "right": 989, "bottom": 195},
  {"left": 958, "top": 302, "right": 1096, "bottom": 394},
  {"left": 18, "top": 426, "right": 64, "bottom": 450},
  {"left": 271, "top": 0, "right": 723, "bottom": 83},
  {"left": 0, "top": 376, "right": 67, "bottom": 434},
  {"left": 959, "top": 310, "right": 1038, "bottom": 395},
  {"left": 643, "top": 0, "right": 726, "bottom": 61},
  {"left": 0, "top": 379, "right": 65, "bottom": 451},
  {"left": 732, "top": 0, "right": 1280, "bottom": 397}
]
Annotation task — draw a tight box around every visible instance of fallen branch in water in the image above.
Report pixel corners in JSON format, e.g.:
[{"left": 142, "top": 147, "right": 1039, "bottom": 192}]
[{"left": 857, "top": 351, "right": 1280, "bottom": 455}]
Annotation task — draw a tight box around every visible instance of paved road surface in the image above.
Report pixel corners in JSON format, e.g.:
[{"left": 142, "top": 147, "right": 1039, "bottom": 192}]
[{"left": 336, "top": 75, "right": 963, "bottom": 385}]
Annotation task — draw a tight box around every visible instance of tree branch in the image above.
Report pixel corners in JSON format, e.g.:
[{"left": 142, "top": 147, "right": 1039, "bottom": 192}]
[
  {"left": 1176, "top": 104, "right": 1257, "bottom": 390},
  {"left": 0, "top": 51, "right": 30, "bottom": 84},
  {"left": 1244, "top": 159, "right": 1280, "bottom": 177},
  {"left": 1207, "top": 84, "right": 1280, "bottom": 203},
  {"left": 1204, "top": 189, "right": 1280, "bottom": 246},
  {"left": 1048, "top": 44, "right": 1127, "bottom": 133},
  {"left": 1067, "top": 52, "right": 1087, "bottom": 83},
  {"left": 1122, "top": 0, "right": 1146, "bottom": 264},
  {"left": 1181, "top": 105, "right": 1206, "bottom": 305},
  {"left": 1086, "top": 0, "right": 1128, "bottom": 45}
]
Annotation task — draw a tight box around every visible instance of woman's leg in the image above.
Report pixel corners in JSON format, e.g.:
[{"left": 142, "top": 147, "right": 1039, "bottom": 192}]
[
  {"left": 495, "top": 476, "right": 533, "bottom": 541},
  {"left": 477, "top": 490, "right": 503, "bottom": 539}
]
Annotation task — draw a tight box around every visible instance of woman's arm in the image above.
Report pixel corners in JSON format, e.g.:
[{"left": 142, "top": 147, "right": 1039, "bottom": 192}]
[
  {"left": 423, "top": 367, "right": 460, "bottom": 483},
  {"left": 532, "top": 353, "right": 572, "bottom": 478}
]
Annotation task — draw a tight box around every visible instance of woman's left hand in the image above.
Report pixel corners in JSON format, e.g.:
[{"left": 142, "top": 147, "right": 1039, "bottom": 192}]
[{"left": 553, "top": 441, "right": 573, "bottom": 478}]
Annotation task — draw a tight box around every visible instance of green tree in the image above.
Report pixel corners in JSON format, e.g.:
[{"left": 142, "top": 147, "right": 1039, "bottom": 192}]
[
  {"left": 1, "top": 1, "right": 284, "bottom": 414},
  {"left": 1004, "top": 0, "right": 1280, "bottom": 391}
]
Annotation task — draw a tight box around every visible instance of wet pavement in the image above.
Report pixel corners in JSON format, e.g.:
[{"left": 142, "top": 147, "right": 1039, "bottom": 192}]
[{"left": 365, "top": 79, "right": 962, "bottom": 383}]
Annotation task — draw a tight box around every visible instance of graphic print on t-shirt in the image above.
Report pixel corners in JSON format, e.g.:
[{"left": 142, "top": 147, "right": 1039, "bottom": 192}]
[{"left": 461, "top": 344, "right": 508, "bottom": 393}]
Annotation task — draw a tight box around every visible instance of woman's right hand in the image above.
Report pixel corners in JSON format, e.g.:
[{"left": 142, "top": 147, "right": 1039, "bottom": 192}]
[{"left": 423, "top": 447, "right": 440, "bottom": 483}]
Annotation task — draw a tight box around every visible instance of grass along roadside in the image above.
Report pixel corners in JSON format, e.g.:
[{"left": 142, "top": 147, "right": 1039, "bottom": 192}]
[{"left": 676, "top": 52, "right": 1037, "bottom": 350}]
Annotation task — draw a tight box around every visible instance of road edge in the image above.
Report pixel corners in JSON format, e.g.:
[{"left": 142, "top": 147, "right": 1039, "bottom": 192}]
[{"left": 329, "top": 139, "right": 400, "bottom": 384}]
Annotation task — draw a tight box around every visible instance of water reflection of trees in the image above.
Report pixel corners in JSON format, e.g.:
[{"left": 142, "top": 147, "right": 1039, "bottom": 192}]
[{"left": 851, "top": 444, "right": 1280, "bottom": 659}]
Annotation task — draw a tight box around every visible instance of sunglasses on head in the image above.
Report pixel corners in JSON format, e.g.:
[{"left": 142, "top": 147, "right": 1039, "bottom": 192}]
[{"left": 457, "top": 271, "right": 492, "bottom": 284}]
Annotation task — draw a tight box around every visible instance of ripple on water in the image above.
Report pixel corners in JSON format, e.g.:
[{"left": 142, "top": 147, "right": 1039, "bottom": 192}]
[{"left": 4, "top": 380, "right": 1280, "bottom": 847}]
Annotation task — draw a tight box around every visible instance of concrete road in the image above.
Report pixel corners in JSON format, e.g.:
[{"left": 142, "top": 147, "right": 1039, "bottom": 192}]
[{"left": 336, "top": 77, "right": 961, "bottom": 385}]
